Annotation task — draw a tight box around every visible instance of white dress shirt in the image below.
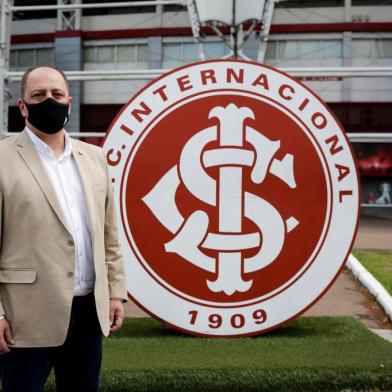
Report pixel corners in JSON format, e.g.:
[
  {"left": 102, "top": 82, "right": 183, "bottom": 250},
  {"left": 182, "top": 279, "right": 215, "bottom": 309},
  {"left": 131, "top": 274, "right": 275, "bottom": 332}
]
[{"left": 26, "top": 128, "right": 95, "bottom": 296}]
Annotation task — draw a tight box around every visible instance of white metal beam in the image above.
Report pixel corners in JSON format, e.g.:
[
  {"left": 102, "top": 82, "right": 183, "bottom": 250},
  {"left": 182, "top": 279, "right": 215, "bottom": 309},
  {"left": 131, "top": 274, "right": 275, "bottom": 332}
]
[
  {"left": 5, "top": 67, "right": 392, "bottom": 82},
  {"left": 347, "top": 133, "right": 392, "bottom": 143},
  {"left": 257, "top": 0, "right": 277, "bottom": 62},
  {"left": 6, "top": 69, "right": 167, "bottom": 81},
  {"left": 360, "top": 204, "right": 392, "bottom": 208},
  {"left": 282, "top": 66, "right": 392, "bottom": 78},
  {"left": 11, "top": 1, "right": 185, "bottom": 12},
  {"left": 3, "top": 132, "right": 392, "bottom": 142}
]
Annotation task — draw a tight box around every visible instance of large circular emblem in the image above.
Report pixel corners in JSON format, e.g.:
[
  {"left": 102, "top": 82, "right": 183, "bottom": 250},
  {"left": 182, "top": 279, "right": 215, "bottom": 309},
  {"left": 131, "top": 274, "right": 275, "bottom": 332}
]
[{"left": 102, "top": 60, "right": 359, "bottom": 337}]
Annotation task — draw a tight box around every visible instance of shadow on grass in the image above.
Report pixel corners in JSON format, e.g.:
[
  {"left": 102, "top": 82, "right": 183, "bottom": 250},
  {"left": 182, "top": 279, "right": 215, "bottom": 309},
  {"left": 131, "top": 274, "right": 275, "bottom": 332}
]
[
  {"left": 44, "top": 368, "right": 392, "bottom": 392},
  {"left": 109, "top": 316, "right": 359, "bottom": 340}
]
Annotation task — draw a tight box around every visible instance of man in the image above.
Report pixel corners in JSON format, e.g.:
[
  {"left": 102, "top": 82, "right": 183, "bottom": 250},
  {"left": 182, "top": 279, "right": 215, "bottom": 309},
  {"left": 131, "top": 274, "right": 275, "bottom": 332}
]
[{"left": 0, "top": 65, "right": 127, "bottom": 392}]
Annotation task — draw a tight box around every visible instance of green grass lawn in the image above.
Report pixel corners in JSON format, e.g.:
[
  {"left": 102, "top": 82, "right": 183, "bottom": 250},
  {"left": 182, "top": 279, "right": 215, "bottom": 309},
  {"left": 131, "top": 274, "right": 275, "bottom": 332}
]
[
  {"left": 43, "top": 317, "right": 392, "bottom": 392},
  {"left": 353, "top": 250, "right": 392, "bottom": 296}
]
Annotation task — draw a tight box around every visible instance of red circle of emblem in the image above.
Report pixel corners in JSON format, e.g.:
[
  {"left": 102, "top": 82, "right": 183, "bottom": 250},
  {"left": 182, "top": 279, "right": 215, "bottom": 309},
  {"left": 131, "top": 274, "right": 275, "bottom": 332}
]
[{"left": 103, "top": 60, "right": 359, "bottom": 336}]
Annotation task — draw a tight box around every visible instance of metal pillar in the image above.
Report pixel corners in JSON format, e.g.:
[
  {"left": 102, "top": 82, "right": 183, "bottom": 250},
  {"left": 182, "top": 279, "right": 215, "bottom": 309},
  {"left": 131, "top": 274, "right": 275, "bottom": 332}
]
[
  {"left": 344, "top": 0, "right": 351, "bottom": 22},
  {"left": 57, "top": 0, "right": 81, "bottom": 31},
  {"left": 187, "top": 0, "right": 205, "bottom": 60},
  {"left": 188, "top": 0, "right": 278, "bottom": 61},
  {"left": 257, "top": 0, "right": 277, "bottom": 63},
  {"left": 342, "top": 0, "right": 352, "bottom": 101},
  {"left": 0, "top": 0, "right": 12, "bottom": 140},
  {"left": 342, "top": 31, "right": 352, "bottom": 102},
  {"left": 56, "top": 0, "right": 82, "bottom": 135}
]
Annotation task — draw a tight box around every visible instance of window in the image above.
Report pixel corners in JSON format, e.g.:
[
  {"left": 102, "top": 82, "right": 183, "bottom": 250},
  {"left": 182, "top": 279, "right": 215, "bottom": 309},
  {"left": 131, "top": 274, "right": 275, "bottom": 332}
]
[
  {"left": 97, "top": 46, "right": 114, "bottom": 63},
  {"left": 137, "top": 45, "right": 149, "bottom": 62},
  {"left": 265, "top": 40, "right": 342, "bottom": 60},
  {"left": 163, "top": 42, "right": 199, "bottom": 62},
  {"left": 81, "top": 0, "right": 155, "bottom": 16},
  {"left": 163, "top": 41, "right": 228, "bottom": 63},
  {"left": 10, "top": 48, "right": 53, "bottom": 68},
  {"left": 10, "top": 51, "right": 17, "bottom": 67},
  {"left": 352, "top": 39, "right": 392, "bottom": 58},
  {"left": 204, "top": 42, "right": 229, "bottom": 59},
  {"left": 352, "top": 0, "right": 392, "bottom": 5},
  {"left": 117, "top": 46, "right": 135, "bottom": 63},
  {"left": 323, "top": 40, "right": 343, "bottom": 58},
  {"left": 378, "top": 40, "right": 392, "bottom": 58},
  {"left": 163, "top": 43, "right": 181, "bottom": 62},
  {"left": 84, "top": 47, "right": 96, "bottom": 63},
  {"left": 84, "top": 44, "right": 149, "bottom": 63},
  {"left": 276, "top": 0, "right": 344, "bottom": 7},
  {"left": 163, "top": 4, "right": 187, "bottom": 12},
  {"left": 18, "top": 50, "right": 34, "bottom": 67},
  {"left": 36, "top": 48, "right": 53, "bottom": 65},
  {"left": 265, "top": 42, "right": 277, "bottom": 60},
  {"left": 13, "top": 0, "right": 56, "bottom": 20},
  {"left": 301, "top": 41, "right": 323, "bottom": 59},
  {"left": 183, "top": 43, "right": 198, "bottom": 61},
  {"left": 351, "top": 39, "right": 372, "bottom": 58}
]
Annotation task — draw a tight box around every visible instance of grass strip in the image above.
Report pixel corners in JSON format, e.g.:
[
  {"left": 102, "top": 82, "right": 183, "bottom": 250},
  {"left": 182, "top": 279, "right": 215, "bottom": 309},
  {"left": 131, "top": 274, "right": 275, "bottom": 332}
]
[
  {"left": 98, "top": 368, "right": 392, "bottom": 392},
  {"left": 353, "top": 250, "right": 392, "bottom": 296},
  {"left": 44, "top": 317, "right": 392, "bottom": 392}
]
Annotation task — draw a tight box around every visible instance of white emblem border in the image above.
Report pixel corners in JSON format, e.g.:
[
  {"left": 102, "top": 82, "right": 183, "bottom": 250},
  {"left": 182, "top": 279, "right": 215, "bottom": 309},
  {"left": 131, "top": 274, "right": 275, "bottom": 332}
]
[{"left": 103, "top": 60, "right": 359, "bottom": 336}]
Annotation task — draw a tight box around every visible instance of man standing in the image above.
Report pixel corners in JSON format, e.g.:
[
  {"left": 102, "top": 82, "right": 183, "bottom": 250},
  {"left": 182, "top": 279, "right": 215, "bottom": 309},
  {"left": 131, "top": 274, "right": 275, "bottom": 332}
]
[{"left": 0, "top": 66, "right": 127, "bottom": 391}]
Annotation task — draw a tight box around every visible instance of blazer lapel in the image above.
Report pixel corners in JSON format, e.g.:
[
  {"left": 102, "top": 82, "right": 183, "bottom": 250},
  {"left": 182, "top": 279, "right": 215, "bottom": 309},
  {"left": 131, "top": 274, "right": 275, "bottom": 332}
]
[
  {"left": 16, "top": 130, "right": 72, "bottom": 236},
  {"left": 72, "top": 143, "right": 96, "bottom": 242}
]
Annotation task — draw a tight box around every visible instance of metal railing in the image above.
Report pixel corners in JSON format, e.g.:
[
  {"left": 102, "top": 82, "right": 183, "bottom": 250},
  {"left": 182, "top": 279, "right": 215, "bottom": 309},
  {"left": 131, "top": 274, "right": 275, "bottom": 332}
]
[
  {"left": 4, "top": 131, "right": 392, "bottom": 142},
  {"left": 5, "top": 67, "right": 392, "bottom": 82},
  {"left": 10, "top": 1, "right": 185, "bottom": 12}
]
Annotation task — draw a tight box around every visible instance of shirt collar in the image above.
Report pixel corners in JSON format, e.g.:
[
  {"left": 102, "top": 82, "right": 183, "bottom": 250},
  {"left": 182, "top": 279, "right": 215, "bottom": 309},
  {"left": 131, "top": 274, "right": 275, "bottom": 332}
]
[{"left": 26, "top": 127, "right": 72, "bottom": 161}]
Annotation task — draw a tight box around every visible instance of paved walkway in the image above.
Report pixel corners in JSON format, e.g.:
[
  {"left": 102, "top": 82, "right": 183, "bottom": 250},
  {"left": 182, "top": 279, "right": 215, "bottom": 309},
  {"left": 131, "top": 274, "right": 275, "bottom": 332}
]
[
  {"left": 304, "top": 269, "right": 390, "bottom": 329},
  {"left": 354, "top": 216, "right": 392, "bottom": 251},
  {"left": 124, "top": 215, "right": 392, "bottom": 330},
  {"left": 308, "top": 215, "right": 392, "bottom": 330}
]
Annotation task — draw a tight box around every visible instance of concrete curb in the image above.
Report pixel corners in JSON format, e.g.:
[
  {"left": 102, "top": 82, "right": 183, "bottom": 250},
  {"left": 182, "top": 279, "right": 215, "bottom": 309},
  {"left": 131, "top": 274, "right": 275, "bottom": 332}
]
[
  {"left": 370, "top": 328, "right": 392, "bottom": 343},
  {"left": 347, "top": 253, "right": 392, "bottom": 322}
]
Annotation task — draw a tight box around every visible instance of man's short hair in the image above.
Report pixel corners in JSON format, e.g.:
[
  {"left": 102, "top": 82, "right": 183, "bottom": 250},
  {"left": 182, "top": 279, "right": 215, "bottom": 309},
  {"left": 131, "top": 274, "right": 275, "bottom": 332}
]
[{"left": 20, "top": 65, "right": 70, "bottom": 98}]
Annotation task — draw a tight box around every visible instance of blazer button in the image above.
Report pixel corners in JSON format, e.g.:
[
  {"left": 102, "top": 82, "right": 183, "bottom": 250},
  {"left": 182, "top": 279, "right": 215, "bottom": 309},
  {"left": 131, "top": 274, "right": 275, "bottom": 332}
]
[
  {"left": 67, "top": 272, "right": 74, "bottom": 278},
  {"left": 67, "top": 239, "right": 74, "bottom": 246}
]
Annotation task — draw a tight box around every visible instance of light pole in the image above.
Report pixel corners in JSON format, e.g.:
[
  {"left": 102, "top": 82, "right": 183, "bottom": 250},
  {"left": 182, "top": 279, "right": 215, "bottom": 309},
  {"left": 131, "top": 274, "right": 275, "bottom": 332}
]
[{"left": 187, "top": 0, "right": 278, "bottom": 61}]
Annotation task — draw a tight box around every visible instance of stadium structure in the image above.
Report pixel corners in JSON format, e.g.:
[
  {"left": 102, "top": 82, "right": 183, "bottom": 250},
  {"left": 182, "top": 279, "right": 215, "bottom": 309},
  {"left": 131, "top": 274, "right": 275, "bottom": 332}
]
[{"left": 1, "top": 0, "right": 392, "bottom": 216}]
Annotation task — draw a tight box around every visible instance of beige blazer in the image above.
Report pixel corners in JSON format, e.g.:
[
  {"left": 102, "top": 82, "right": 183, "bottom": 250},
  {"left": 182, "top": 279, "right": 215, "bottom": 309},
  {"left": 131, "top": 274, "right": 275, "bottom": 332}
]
[{"left": 0, "top": 130, "right": 127, "bottom": 347}]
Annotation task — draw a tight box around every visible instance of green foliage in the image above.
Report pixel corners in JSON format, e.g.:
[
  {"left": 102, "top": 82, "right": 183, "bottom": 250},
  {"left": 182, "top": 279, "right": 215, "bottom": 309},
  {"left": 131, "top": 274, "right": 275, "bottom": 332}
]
[{"left": 353, "top": 250, "right": 392, "bottom": 295}]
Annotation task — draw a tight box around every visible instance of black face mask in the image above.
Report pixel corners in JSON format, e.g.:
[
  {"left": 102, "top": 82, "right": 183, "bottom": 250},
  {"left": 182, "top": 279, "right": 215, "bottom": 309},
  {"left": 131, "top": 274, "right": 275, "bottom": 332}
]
[{"left": 24, "top": 98, "right": 70, "bottom": 134}]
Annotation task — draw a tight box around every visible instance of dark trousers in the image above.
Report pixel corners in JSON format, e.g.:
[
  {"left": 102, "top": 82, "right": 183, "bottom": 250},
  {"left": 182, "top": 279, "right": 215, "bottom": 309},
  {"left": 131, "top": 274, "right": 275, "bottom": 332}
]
[{"left": 0, "top": 292, "right": 103, "bottom": 392}]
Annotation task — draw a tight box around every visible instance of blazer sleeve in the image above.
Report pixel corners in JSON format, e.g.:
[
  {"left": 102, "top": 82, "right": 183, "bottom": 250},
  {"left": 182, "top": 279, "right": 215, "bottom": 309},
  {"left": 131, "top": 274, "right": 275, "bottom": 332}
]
[{"left": 102, "top": 152, "right": 128, "bottom": 302}]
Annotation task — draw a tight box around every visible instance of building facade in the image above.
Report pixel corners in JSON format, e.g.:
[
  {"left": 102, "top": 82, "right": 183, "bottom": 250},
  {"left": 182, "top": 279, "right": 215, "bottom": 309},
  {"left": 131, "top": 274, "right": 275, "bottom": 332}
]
[{"left": 6, "top": 0, "right": 392, "bottom": 214}]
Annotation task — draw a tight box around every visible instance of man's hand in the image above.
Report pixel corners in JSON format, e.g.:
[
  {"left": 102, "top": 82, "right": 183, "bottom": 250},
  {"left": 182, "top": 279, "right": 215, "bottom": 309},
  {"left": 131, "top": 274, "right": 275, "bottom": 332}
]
[
  {"left": 109, "top": 299, "right": 124, "bottom": 334},
  {"left": 0, "top": 319, "right": 14, "bottom": 354}
]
